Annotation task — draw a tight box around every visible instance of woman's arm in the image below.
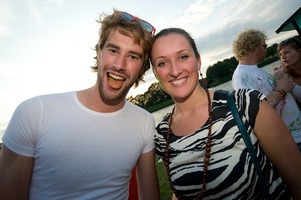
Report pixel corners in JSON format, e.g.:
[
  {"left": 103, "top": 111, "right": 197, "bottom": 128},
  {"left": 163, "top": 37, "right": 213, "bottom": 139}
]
[
  {"left": 266, "top": 74, "right": 295, "bottom": 107},
  {"left": 254, "top": 100, "right": 301, "bottom": 199}
]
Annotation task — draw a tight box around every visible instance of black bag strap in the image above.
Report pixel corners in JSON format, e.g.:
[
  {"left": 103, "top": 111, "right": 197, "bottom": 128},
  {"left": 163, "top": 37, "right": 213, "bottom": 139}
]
[{"left": 226, "top": 90, "right": 271, "bottom": 200}]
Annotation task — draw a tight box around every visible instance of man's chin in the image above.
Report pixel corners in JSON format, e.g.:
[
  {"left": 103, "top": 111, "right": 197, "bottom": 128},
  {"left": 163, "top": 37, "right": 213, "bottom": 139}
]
[{"left": 99, "top": 88, "right": 129, "bottom": 104}]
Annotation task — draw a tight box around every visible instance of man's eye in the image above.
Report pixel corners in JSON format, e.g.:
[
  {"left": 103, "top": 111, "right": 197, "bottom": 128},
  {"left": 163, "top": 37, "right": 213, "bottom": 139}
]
[
  {"left": 108, "top": 48, "right": 118, "bottom": 54},
  {"left": 129, "top": 55, "right": 139, "bottom": 60}
]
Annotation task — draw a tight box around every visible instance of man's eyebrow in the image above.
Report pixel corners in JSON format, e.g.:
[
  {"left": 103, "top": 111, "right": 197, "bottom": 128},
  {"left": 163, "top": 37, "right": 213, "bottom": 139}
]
[
  {"left": 104, "top": 43, "right": 119, "bottom": 50},
  {"left": 105, "top": 43, "right": 143, "bottom": 59},
  {"left": 129, "top": 50, "right": 143, "bottom": 59}
]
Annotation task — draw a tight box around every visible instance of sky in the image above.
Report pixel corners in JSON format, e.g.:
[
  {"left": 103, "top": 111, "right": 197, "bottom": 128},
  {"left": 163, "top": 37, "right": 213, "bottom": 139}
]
[{"left": 0, "top": 0, "right": 300, "bottom": 131}]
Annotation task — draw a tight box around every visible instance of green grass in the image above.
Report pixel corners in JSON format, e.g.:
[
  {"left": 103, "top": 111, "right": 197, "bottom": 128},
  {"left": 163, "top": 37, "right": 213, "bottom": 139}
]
[{"left": 156, "top": 156, "right": 173, "bottom": 199}]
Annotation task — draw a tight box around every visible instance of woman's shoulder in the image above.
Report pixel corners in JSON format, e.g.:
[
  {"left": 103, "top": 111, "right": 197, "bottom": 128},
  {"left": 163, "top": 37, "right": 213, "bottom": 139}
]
[
  {"left": 213, "top": 88, "right": 263, "bottom": 100},
  {"left": 213, "top": 89, "right": 266, "bottom": 113},
  {"left": 232, "top": 89, "right": 266, "bottom": 101},
  {"left": 214, "top": 89, "right": 265, "bottom": 100}
]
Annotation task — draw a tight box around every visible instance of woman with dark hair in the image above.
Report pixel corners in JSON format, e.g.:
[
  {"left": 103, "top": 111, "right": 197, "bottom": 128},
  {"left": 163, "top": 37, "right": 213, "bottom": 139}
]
[{"left": 151, "top": 27, "right": 301, "bottom": 199}]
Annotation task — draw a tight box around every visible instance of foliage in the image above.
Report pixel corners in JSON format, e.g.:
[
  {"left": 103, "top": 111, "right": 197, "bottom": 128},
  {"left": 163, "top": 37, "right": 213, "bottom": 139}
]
[
  {"left": 127, "top": 82, "right": 172, "bottom": 112},
  {"left": 206, "top": 61, "right": 237, "bottom": 86}
]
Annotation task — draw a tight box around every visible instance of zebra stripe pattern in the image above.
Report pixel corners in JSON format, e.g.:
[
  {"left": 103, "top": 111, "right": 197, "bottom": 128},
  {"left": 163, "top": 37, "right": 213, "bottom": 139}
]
[{"left": 155, "top": 89, "right": 291, "bottom": 199}]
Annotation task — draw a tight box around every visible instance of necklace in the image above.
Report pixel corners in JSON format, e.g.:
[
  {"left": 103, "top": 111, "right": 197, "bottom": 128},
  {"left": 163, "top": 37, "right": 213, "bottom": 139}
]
[{"left": 163, "top": 87, "right": 212, "bottom": 200}]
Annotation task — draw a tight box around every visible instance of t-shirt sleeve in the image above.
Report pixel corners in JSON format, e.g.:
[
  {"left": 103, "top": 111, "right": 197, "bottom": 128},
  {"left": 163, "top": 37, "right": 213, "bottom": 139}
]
[
  {"left": 142, "top": 115, "right": 156, "bottom": 154},
  {"left": 2, "top": 97, "right": 42, "bottom": 157}
]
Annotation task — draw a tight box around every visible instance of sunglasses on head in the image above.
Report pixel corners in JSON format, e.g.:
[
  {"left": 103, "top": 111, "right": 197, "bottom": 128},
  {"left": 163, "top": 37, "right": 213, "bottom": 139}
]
[
  {"left": 120, "top": 11, "right": 156, "bottom": 36},
  {"left": 279, "top": 37, "right": 301, "bottom": 48}
]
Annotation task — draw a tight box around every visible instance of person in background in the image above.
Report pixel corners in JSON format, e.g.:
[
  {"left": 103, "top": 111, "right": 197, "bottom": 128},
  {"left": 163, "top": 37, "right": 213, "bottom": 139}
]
[
  {"left": 277, "top": 36, "right": 301, "bottom": 105},
  {"left": 232, "top": 29, "right": 301, "bottom": 152},
  {"left": 273, "top": 65, "right": 301, "bottom": 106},
  {"left": 276, "top": 35, "right": 301, "bottom": 151},
  {"left": 150, "top": 27, "right": 301, "bottom": 199},
  {"left": 0, "top": 9, "right": 160, "bottom": 200}
]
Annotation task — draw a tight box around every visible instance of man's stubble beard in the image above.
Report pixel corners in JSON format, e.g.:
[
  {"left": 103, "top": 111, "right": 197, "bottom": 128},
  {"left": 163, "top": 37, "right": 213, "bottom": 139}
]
[{"left": 97, "top": 74, "right": 131, "bottom": 106}]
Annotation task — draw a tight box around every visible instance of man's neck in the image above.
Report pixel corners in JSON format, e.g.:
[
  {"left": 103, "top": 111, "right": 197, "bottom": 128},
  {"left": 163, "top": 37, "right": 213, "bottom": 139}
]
[
  {"left": 238, "top": 51, "right": 262, "bottom": 65},
  {"left": 238, "top": 58, "right": 258, "bottom": 65}
]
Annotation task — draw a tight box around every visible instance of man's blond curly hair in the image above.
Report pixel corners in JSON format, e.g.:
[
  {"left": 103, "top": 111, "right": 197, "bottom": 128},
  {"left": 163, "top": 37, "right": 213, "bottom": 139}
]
[{"left": 232, "top": 29, "right": 267, "bottom": 60}]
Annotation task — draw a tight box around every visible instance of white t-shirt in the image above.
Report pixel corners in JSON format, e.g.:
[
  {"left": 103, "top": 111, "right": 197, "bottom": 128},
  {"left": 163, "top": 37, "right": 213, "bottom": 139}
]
[
  {"left": 232, "top": 64, "right": 301, "bottom": 144},
  {"left": 232, "top": 64, "right": 274, "bottom": 96},
  {"left": 3, "top": 91, "right": 156, "bottom": 200}
]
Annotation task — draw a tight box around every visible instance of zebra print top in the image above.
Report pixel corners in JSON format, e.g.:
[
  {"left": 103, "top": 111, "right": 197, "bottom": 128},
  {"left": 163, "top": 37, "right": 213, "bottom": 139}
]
[{"left": 155, "top": 89, "right": 291, "bottom": 199}]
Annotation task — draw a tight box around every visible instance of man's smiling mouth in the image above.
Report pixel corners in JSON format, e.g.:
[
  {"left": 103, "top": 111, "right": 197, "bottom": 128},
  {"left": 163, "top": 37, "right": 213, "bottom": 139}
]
[{"left": 107, "top": 72, "right": 125, "bottom": 89}]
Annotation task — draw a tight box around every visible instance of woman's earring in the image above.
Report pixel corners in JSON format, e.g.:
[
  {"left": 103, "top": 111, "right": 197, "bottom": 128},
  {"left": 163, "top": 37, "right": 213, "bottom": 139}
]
[{"left": 200, "top": 71, "right": 207, "bottom": 86}]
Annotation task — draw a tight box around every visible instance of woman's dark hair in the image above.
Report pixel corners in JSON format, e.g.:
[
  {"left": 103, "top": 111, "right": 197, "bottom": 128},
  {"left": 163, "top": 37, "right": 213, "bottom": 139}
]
[{"left": 152, "top": 28, "right": 200, "bottom": 59}]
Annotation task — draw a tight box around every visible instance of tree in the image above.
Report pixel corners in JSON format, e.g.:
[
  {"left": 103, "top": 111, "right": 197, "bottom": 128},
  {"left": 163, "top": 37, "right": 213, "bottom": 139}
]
[{"left": 206, "top": 61, "right": 236, "bottom": 85}]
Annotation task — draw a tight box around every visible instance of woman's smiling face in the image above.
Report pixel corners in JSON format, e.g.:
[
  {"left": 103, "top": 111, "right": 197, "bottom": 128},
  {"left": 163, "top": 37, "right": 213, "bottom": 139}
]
[{"left": 151, "top": 33, "right": 201, "bottom": 100}]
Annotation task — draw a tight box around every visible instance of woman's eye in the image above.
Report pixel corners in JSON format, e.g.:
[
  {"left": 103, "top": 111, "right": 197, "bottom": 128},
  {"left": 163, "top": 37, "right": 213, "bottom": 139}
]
[
  {"left": 157, "top": 61, "right": 166, "bottom": 68},
  {"left": 180, "top": 55, "right": 188, "bottom": 60}
]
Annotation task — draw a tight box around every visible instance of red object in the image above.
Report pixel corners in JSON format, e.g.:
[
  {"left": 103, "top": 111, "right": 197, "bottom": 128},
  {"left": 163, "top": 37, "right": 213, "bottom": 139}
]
[{"left": 128, "top": 167, "right": 139, "bottom": 200}]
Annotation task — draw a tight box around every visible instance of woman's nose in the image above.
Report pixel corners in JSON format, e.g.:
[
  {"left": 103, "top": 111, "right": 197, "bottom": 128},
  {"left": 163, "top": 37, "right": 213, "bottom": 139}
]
[{"left": 169, "top": 62, "right": 182, "bottom": 77}]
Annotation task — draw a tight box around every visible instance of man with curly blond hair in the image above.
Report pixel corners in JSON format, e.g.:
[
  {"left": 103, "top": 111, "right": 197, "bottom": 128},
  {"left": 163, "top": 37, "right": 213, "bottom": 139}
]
[
  {"left": 232, "top": 29, "right": 301, "bottom": 152},
  {"left": 232, "top": 28, "right": 294, "bottom": 104}
]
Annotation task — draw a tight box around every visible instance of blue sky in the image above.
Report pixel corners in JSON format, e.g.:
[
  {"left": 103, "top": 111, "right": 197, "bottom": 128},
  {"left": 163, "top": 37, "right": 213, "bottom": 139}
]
[{"left": 0, "top": 0, "right": 300, "bottom": 131}]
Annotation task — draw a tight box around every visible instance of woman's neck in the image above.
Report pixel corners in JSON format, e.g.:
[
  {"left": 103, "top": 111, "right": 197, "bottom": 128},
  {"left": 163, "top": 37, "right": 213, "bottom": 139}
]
[
  {"left": 173, "top": 86, "right": 211, "bottom": 116},
  {"left": 288, "top": 65, "right": 301, "bottom": 78},
  {"left": 286, "top": 63, "right": 301, "bottom": 85}
]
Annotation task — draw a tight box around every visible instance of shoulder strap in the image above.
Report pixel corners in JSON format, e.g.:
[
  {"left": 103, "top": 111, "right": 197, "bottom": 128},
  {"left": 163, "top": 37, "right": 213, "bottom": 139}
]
[{"left": 226, "top": 90, "right": 271, "bottom": 200}]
